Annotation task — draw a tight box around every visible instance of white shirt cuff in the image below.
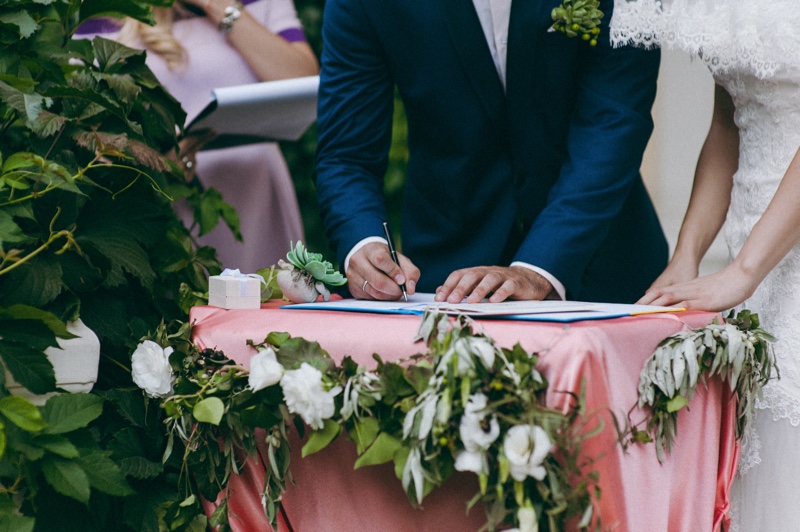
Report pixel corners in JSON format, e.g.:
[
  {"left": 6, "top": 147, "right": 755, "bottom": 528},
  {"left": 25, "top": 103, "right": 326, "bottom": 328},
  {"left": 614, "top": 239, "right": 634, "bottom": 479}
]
[
  {"left": 344, "top": 236, "right": 388, "bottom": 273},
  {"left": 510, "top": 261, "right": 566, "bottom": 300}
]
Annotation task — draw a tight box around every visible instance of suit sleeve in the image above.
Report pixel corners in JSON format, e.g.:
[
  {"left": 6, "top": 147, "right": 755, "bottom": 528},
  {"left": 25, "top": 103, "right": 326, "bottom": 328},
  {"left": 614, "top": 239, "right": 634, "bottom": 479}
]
[
  {"left": 314, "top": 0, "right": 395, "bottom": 267},
  {"left": 513, "top": 0, "right": 661, "bottom": 296}
]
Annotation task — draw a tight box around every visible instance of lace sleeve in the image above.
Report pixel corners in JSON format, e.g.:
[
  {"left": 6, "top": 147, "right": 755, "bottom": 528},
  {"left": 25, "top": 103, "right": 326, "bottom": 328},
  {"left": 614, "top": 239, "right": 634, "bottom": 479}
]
[{"left": 610, "top": 0, "right": 800, "bottom": 79}]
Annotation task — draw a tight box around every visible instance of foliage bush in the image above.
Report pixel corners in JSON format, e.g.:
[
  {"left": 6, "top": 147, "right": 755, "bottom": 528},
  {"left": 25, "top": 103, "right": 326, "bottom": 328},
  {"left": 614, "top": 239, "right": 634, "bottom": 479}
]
[{"left": 0, "top": 1, "right": 232, "bottom": 529}]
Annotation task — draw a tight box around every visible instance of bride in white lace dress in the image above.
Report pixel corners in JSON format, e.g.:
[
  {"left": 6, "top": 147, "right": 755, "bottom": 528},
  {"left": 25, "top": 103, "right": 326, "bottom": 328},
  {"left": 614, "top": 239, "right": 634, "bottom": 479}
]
[{"left": 611, "top": 1, "right": 800, "bottom": 529}]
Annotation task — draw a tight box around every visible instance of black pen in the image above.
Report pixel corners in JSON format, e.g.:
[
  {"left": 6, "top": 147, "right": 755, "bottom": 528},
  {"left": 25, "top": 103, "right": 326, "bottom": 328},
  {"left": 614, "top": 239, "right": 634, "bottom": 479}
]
[{"left": 382, "top": 221, "right": 408, "bottom": 301}]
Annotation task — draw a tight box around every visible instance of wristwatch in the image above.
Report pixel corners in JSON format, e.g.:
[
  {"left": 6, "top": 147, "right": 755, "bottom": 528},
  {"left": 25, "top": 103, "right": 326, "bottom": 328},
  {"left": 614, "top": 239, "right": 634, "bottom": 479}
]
[{"left": 218, "top": 0, "right": 243, "bottom": 35}]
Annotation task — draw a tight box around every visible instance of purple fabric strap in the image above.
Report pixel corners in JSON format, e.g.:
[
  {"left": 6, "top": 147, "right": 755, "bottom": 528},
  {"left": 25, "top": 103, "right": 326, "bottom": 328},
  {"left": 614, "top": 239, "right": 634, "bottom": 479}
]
[{"left": 277, "top": 28, "right": 306, "bottom": 43}]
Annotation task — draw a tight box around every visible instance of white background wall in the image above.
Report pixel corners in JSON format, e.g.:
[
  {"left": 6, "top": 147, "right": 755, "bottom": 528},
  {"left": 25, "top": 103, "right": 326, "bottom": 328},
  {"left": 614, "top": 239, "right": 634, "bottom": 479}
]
[{"left": 642, "top": 49, "right": 729, "bottom": 275}]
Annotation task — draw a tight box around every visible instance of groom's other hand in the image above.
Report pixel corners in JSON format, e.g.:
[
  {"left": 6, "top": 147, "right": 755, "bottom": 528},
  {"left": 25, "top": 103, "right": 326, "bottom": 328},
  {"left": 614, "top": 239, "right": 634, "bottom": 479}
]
[
  {"left": 435, "top": 266, "right": 557, "bottom": 304},
  {"left": 348, "top": 242, "right": 420, "bottom": 301}
]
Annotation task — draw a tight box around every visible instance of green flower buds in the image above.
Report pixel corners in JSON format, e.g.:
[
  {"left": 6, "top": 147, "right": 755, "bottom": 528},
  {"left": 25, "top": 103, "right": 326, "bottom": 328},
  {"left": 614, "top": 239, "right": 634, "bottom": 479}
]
[{"left": 550, "top": 0, "right": 604, "bottom": 42}]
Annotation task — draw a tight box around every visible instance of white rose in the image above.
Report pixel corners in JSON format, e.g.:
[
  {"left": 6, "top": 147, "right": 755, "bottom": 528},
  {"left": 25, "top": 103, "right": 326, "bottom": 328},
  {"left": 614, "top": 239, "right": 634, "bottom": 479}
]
[
  {"left": 131, "top": 340, "right": 174, "bottom": 398},
  {"left": 248, "top": 347, "right": 284, "bottom": 391},
  {"left": 280, "top": 363, "right": 341, "bottom": 430},
  {"left": 503, "top": 424, "right": 553, "bottom": 482}
]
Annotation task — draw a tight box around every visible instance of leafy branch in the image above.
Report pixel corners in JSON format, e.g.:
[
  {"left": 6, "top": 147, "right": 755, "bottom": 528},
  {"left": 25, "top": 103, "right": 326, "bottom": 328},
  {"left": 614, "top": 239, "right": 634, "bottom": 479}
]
[{"left": 619, "top": 310, "right": 777, "bottom": 462}]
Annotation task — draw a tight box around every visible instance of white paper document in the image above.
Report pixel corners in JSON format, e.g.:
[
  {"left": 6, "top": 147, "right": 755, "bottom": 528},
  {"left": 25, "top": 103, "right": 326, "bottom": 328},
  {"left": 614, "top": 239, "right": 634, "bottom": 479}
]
[
  {"left": 282, "top": 293, "right": 684, "bottom": 322},
  {"left": 185, "top": 75, "right": 319, "bottom": 150}
]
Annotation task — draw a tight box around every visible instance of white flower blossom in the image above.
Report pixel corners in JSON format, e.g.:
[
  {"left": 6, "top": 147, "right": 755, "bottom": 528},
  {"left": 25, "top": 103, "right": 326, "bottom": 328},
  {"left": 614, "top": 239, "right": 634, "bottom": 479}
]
[
  {"left": 454, "top": 393, "right": 500, "bottom": 475},
  {"left": 503, "top": 506, "right": 538, "bottom": 532},
  {"left": 280, "top": 363, "right": 341, "bottom": 430},
  {"left": 402, "top": 446, "right": 426, "bottom": 504},
  {"left": 517, "top": 506, "right": 538, "bottom": 532},
  {"left": 469, "top": 337, "right": 496, "bottom": 369},
  {"left": 454, "top": 449, "right": 486, "bottom": 474},
  {"left": 341, "top": 370, "right": 382, "bottom": 420},
  {"left": 503, "top": 424, "right": 553, "bottom": 481},
  {"left": 460, "top": 393, "right": 500, "bottom": 451},
  {"left": 248, "top": 347, "right": 284, "bottom": 391},
  {"left": 131, "top": 340, "right": 174, "bottom": 398}
]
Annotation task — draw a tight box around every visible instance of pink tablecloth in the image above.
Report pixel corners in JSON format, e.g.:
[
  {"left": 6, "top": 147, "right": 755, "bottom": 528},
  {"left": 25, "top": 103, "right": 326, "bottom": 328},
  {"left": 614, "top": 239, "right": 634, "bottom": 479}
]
[{"left": 191, "top": 302, "right": 738, "bottom": 532}]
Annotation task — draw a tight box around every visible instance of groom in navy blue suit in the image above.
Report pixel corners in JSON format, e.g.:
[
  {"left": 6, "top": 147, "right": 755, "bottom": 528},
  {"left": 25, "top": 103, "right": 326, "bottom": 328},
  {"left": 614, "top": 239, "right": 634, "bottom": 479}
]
[{"left": 314, "top": 0, "right": 667, "bottom": 304}]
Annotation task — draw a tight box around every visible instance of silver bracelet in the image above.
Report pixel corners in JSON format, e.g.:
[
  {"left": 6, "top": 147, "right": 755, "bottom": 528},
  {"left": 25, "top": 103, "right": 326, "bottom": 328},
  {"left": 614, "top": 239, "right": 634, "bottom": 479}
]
[{"left": 218, "top": 0, "right": 243, "bottom": 35}]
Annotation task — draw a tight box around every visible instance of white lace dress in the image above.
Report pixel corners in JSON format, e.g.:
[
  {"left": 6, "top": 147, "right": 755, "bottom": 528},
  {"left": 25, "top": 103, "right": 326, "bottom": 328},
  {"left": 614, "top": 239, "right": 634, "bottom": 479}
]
[{"left": 612, "top": 1, "right": 800, "bottom": 529}]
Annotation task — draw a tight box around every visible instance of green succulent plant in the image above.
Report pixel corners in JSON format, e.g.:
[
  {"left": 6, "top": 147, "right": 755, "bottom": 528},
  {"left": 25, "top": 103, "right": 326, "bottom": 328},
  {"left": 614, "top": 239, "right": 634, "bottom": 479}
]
[
  {"left": 285, "top": 241, "right": 346, "bottom": 286},
  {"left": 551, "top": 0, "right": 603, "bottom": 46}
]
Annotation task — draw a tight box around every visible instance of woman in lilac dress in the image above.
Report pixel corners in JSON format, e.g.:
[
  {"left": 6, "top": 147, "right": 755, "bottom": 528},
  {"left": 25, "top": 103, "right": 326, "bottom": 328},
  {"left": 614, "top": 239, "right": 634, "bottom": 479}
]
[{"left": 79, "top": 1, "right": 317, "bottom": 271}]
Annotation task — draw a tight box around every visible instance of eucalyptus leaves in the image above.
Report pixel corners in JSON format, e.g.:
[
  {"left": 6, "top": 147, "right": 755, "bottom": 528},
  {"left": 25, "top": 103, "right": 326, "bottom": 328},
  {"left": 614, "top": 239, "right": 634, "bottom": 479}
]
[
  {"left": 136, "top": 311, "right": 599, "bottom": 531},
  {"left": 624, "top": 310, "right": 777, "bottom": 462}
]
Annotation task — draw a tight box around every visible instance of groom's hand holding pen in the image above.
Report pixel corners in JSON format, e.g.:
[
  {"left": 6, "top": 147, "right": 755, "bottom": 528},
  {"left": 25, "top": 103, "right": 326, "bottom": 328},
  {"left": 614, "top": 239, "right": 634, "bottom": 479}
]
[{"left": 347, "top": 233, "right": 419, "bottom": 301}]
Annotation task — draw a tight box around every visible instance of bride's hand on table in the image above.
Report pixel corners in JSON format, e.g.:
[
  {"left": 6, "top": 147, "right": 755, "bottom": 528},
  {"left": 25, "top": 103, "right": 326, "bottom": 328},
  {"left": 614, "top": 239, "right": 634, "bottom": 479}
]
[
  {"left": 348, "top": 242, "right": 419, "bottom": 300},
  {"left": 647, "top": 256, "right": 700, "bottom": 290},
  {"left": 434, "top": 266, "right": 557, "bottom": 304},
  {"left": 637, "top": 264, "right": 758, "bottom": 312}
]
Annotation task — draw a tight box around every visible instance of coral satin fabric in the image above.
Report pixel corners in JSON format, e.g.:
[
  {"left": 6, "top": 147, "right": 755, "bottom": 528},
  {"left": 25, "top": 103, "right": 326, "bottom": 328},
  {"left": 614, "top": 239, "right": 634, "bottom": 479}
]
[{"left": 192, "top": 302, "right": 737, "bottom": 531}]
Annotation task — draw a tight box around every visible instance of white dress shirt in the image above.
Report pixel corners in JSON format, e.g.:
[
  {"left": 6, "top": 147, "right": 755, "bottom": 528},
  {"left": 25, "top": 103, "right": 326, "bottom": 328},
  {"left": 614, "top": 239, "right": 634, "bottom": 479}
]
[{"left": 345, "top": 0, "right": 566, "bottom": 300}]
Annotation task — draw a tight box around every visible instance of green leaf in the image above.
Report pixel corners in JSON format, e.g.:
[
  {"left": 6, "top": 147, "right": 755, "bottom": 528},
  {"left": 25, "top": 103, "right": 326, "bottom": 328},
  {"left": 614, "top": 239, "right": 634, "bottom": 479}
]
[
  {"left": 0, "top": 305, "right": 72, "bottom": 339},
  {"left": 393, "top": 445, "right": 410, "bottom": 480},
  {"left": 97, "top": 389, "right": 146, "bottom": 427},
  {"left": 76, "top": 450, "right": 135, "bottom": 496},
  {"left": 77, "top": 230, "right": 155, "bottom": 289},
  {"left": 0, "top": 419, "right": 5, "bottom": 460},
  {"left": 41, "top": 455, "right": 90, "bottom": 504},
  {"left": 0, "top": 319, "right": 59, "bottom": 353},
  {"left": 30, "top": 110, "right": 67, "bottom": 138},
  {"left": 354, "top": 432, "right": 402, "bottom": 469},
  {"left": 192, "top": 397, "right": 224, "bottom": 425},
  {"left": 0, "top": 80, "right": 51, "bottom": 124},
  {"left": 0, "top": 257, "right": 64, "bottom": 308},
  {"left": 0, "top": 514, "right": 34, "bottom": 532},
  {"left": 265, "top": 331, "right": 291, "bottom": 347},
  {"left": 0, "top": 343, "right": 56, "bottom": 395},
  {"left": 0, "top": 210, "right": 30, "bottom": 245},
  {"left": 31, "top": 434, "right": 78, "bottom": 458},
  {"left": 0, "top": 10, "right": 38, "bottom": 39},
  {"left": 301, "top": 418, "right": 341, "bottom": 458},
  {"left": 41, "top": 393, "right": 104, "bottom": 434},
  {"left": 117, "top": 455, "right": 164, "bottom": 479},
  {"left": 0, "top": 395, "right": 47, "bottom": 432},
  {"left": 665, "top": 395, "right": 689, "bottom": 413},
  {"left": 349, "top": 417, "right": 380, "bottom": 455},
  {"left": 275, "top": 337, "right": 334, "bottom": 373}
]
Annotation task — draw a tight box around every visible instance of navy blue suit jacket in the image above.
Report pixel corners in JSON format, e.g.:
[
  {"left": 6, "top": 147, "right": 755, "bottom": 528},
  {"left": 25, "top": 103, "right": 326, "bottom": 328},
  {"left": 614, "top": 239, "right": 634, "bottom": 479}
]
[{"left": 314, "top": 0, "right": 668, "bottom": 303}]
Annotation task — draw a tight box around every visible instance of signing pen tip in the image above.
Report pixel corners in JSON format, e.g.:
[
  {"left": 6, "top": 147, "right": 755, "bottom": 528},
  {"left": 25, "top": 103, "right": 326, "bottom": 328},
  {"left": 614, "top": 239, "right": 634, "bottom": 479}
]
[{"left": 403, "top": 292, "right": 408, "bottom": 302}]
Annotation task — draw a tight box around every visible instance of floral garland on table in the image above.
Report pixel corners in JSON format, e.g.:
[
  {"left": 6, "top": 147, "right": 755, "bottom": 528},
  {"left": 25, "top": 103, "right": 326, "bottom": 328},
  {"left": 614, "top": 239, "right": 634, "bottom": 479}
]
[
  {"left": 131, "top": 312, "right": 601, "bottom": 531},
  {"left": 621, "top": 310, "right": 778, "bottom": 462}
]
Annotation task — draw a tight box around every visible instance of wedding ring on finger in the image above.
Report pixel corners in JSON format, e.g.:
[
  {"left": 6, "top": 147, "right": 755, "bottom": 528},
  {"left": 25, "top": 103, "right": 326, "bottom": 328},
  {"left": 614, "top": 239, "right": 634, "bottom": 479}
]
[{"left": 362, "top": 279, "right": 369, "bottom": 291}]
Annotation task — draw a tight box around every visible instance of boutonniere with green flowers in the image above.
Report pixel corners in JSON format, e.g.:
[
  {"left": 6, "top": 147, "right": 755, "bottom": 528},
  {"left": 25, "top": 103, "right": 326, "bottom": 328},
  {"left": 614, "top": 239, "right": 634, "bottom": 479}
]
[{"left": 550, "top": 0, "right": 603, "bottom": 46}]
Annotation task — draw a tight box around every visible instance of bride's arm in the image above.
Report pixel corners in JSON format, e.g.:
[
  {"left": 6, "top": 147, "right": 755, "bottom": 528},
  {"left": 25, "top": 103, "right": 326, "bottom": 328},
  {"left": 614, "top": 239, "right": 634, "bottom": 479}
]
[
  {"left": 643, "top": 84, "right": 738, "bottom": 290},
  {"left": 640, "top": 115, "right": 800, "bottom": 311}
]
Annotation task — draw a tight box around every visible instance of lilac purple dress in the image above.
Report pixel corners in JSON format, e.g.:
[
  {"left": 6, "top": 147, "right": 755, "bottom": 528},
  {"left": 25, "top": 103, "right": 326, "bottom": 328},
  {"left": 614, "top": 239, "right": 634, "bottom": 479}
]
[{"left": 78, "top": 0, "right": 306, "bottom": 272}]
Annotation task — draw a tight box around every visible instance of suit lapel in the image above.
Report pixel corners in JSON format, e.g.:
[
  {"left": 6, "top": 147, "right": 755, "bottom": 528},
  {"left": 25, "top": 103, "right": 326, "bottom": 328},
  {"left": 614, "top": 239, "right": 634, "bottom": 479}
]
[{"left": 440, "top": 0, "right": 506, "bottom": 122}]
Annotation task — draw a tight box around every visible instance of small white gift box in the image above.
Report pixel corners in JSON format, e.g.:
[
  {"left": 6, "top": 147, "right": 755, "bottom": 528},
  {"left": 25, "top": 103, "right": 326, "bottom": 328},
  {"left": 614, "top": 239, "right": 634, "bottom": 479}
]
[{"left": 208, "top": 269, "right": 264, "bottom": 309}]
